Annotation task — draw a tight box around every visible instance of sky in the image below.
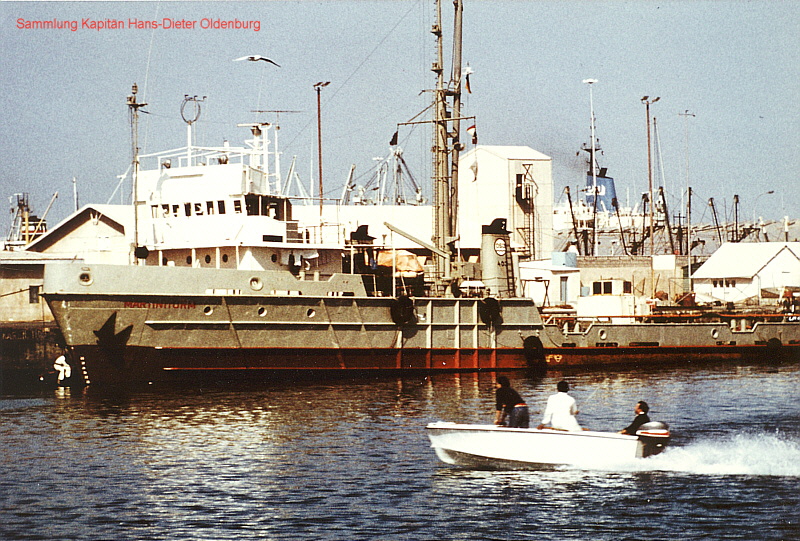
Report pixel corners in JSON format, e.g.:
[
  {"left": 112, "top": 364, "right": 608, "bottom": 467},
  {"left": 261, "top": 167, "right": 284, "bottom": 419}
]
[{"left": 1, "top": 0, "right": 798, "bottom": 232}]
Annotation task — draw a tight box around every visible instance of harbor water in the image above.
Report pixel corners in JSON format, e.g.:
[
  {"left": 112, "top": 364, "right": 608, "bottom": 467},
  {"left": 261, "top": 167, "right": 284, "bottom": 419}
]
[{"left": 2, "top": 361, "right": 799, "bottom": 540}]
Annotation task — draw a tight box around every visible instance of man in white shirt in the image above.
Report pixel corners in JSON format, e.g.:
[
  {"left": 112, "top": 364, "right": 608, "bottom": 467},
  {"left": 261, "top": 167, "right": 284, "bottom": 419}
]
[{"left": 537, "top": 380, "right": 582, "bottom": 431}]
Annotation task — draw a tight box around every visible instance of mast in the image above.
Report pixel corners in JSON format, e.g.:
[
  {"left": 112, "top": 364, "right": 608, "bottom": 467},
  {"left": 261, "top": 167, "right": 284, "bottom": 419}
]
[
  {"left": 432, "top": 0, "right": 449, "bottom": 276},
  {"left": 431, "top": 0, "right": 464, "bottom": 280},
  {"left": 709, "top": 197, "right": 723, "bottom": 245},
  {"left": 449, "top": 0, "right": 464, "bottom": 244},
  {"left": 127, "top": 83, "right": 147, "bottom": 263},
  {"left": 565, "top": 186, "right": 582, "bottom": 255},
  {"left": 583, "top": 79, "right": 599, "bottom": 256}
]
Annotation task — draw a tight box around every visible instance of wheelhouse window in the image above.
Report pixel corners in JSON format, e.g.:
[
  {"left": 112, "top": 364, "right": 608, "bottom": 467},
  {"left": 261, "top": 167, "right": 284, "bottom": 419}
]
[
  {"left": 206, "top": 201, "right": 215, "bottom": 215},
  {"left": 233, "top": 200, "right": 243, "bottom": 213},
  {"left": 217, "top": 200, "right": 226, "bottom": 214},
  {"left": 245, "top": 194, "right": 259, "bottom": 216},
  {"left": 623, "top": 281, "right": 632, "bottom": 294}
]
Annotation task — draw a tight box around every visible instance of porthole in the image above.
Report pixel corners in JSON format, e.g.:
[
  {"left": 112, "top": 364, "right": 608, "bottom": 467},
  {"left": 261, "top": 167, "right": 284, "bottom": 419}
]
[
  {"left": 307, "top": 309, "right": 316, "bottom": 318},
  {"left": 186, "top": 256, "right": 192, "bottom": 265},
  {"left": 257, "top": 307, "right": 267, "bottom": 317},
  {"left": 204, "top": 255, "right": 211, "bottom": 264},
  {"left": 271, "top": 253, "right": 278, "bottom": 263},
  {"left": 222, "top": 254, "right": 229, "bottom": 263},
  {"left": 250, "top": 277, "right": 263, "bottom": 291},
  {"left": 79, "top": 272, "right": 93, "bottom": 286},
  {"left": 598, "top": 329, "right": 607, "bottom": 340},
  {"left": 203, "top": 306, "right": 213, "bottom": 315},
  {"left": 711, "top": 328, "right": 719, "bottom": 339}
]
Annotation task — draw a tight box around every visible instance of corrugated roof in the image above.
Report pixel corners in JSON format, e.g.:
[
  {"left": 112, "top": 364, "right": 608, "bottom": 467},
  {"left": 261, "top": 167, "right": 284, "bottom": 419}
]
[{"left": 691, "top": 242, "right": 800, "bottom": 279}]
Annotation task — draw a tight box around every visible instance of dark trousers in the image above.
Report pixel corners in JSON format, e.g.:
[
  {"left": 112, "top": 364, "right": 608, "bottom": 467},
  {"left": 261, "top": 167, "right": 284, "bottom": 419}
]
[{"left": 509, "top": 405, "right": 530, "bottom": 428}]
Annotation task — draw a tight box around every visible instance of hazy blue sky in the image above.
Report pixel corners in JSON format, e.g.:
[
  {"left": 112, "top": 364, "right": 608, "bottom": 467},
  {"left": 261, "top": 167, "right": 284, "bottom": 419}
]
[{"left": 1, "top": 1, "right": 798, "bottom": 230}]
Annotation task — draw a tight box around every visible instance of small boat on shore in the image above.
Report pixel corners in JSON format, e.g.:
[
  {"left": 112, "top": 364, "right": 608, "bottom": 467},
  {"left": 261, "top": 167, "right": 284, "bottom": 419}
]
[{"left": 426, "top": 420, "right": 670, "bottom": 468}]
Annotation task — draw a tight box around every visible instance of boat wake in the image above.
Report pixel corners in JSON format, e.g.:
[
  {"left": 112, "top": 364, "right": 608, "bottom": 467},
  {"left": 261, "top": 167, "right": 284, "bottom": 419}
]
[{"left": 580, "top": 432, "right": 800, "bottom": 477}]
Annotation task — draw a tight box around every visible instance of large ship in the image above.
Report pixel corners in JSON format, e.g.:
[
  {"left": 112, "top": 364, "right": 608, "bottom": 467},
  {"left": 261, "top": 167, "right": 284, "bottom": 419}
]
[
  {"left": 41, "top": 1, "right": 799, "bottom": 387},
  {"left": 42, "top": 0, "right": 550, "bottom": 386}
]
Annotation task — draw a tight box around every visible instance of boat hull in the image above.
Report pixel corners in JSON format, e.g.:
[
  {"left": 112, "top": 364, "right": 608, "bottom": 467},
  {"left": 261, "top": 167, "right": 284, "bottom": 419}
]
[
  {"left": 43, "top": 263, "right": 544, "bottom": 386},
  {"left": 43, "top": 263, "right": 800, "bottom": 387},
  {"left": 426, "top": 422, "right": 669, "bottom": 468}
]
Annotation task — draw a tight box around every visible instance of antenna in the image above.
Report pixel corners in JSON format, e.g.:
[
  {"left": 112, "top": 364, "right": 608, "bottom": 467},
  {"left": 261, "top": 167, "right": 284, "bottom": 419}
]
[{"left": 181, "top": 94, "right": 206, "bottom": 165}]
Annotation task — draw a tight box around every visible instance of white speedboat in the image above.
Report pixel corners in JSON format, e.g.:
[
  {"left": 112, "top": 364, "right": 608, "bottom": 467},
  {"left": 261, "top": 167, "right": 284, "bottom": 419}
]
[{"left": 426, "top": 421, "right": 670, "bottom": 468}]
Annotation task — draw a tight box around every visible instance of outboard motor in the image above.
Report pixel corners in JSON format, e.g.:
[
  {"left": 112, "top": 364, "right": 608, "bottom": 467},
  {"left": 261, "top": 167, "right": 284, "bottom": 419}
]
[{"left": 636, "top": 421, "right": 671, "bottom": 457}]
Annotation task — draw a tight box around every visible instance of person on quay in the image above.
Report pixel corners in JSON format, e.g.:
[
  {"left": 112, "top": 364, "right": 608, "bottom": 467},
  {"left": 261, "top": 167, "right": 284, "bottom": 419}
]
[
  {"left": 537, "top": 380, "right": 582, "bottom": 431},
  {"left": 494, "top": 376, "right": 529, "bottom": 428},
  {"left": 619, "top": 400, "right": 651, "bottom": 435}
]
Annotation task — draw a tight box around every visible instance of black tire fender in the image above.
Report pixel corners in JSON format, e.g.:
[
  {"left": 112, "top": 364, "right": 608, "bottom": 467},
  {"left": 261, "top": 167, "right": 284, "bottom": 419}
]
[
  {"left": 478, "top": 297, "right": 502, "bottom": 326},
  {"left": 390, "top": 295, "right": 416, "bottom": 326}
]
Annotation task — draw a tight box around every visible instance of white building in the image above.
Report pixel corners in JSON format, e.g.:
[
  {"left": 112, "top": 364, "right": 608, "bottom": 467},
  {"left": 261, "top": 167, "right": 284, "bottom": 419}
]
[
  {"left": 295, "top": 145, "right": 555, "bottom": 261},
  {"left": 519, "top": 251, "right": 580, "bottom": 307},
  {"left": 691, "top": 242, "right": 800, "bottom": 305},
  {"left": 458, "top": 146, "right": 554, "bottom": 259}
]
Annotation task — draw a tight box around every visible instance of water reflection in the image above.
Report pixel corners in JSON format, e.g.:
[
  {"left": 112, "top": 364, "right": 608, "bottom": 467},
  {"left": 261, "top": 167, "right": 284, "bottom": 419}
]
[{"left": 1, "top": 362, "right": 798, "bottom": 540}]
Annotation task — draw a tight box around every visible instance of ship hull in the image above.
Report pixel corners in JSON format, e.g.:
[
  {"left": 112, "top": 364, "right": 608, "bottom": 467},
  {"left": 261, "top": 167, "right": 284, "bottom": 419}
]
[
  {"left": 43, "top": 263, "right": 800, "bottom": 387},
  {"left": 43, "top": 264, "right": 545, "bottom": 386},
  {"left": 66, "top": 345, "right": 531, "bottom": 386}
]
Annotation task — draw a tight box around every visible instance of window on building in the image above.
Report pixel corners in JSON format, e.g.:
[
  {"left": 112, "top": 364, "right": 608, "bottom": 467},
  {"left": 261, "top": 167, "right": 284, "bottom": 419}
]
[
  {"left": 623, "top": 281, "right": 632, "bottom": 294},
  {"left": 29, "top": 285, "right": 40, "bottom": 304},
  {"left": 560, "top": 276, "right": 568, "bottom": 303}
]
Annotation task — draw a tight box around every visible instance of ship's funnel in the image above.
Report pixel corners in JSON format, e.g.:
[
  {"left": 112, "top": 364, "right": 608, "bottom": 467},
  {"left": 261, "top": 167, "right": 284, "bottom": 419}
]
[{"left": 480, "top": 218, "right": 514, "bottom": 298}]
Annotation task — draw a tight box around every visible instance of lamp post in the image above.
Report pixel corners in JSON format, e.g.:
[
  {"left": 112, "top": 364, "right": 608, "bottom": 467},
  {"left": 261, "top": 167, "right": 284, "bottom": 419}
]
[
  {"left": 583, "top": 78, "right": 598, "bottom": 255},
  {"left": 641, "top": 96, "right": 659, "bottom": 257},
  {"left": 314, "top": 81, "right": 330, "bottom": 217},
  {"left": 752, "top": 190, "right": 775, "bottom": 224}
]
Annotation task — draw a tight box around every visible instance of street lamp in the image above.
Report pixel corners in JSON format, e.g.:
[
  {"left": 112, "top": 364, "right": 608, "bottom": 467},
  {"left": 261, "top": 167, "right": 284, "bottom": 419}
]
[
  {"left": 583, "top": 78, "right": 598, "bottom": 255},
  {"left": 641, "top": 96, "right": 660, "bottom": 257},
  {"left": 753, "top": 190, "right": 775, "bottom": 224},
  {"left": 314, "top": 81, "right": 331, "bottom": 217}
]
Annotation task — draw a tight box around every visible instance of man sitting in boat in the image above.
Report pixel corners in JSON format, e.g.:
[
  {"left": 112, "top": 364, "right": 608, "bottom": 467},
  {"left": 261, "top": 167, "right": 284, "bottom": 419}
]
[
  {"left": 619, "top": 401, "right": 651, "bottom": 435},
  {"left": 537, "top": 380, "right": 582, "bottom": 431},
  {"left": 494, "top": 376, "right": 529, "bottom": 428}
]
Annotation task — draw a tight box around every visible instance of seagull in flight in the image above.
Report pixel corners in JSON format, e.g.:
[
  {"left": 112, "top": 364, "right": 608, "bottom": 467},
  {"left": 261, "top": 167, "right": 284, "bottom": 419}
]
[{"left": 233, "top": 55, "right": 280, "bottom": 67}]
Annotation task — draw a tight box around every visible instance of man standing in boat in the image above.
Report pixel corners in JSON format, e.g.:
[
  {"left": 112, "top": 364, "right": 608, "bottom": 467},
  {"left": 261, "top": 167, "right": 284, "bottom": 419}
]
[
  {"left": 619, "top": 401, "right": 650, "bottom": 434},
  {"left": 537, "top": 380, "right": 582, "bottom": 431},
  {"left": 494, "top": 376, "right": 529, "bottom": 428}
]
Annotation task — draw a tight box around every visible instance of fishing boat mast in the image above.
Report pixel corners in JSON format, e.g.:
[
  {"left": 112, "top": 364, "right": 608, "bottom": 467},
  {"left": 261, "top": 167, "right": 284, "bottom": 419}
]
[
  {"left": 127, "top": 83, "right": 147, "bottom": 264},
  {"left": 431, "top": 0, "right": 465, "bottom": 283}
]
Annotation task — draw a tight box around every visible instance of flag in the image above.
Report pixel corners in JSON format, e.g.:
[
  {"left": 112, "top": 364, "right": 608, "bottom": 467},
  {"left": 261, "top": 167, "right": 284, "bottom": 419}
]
[
  {"left": 466, "top": 124, "right": 477, "bottom": 145},
  {"left": 389, "top": 131, "right": 398, "bottom": 146},
  {"left": 465, "top": 73, "right": 471, "bottom": 94}
]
